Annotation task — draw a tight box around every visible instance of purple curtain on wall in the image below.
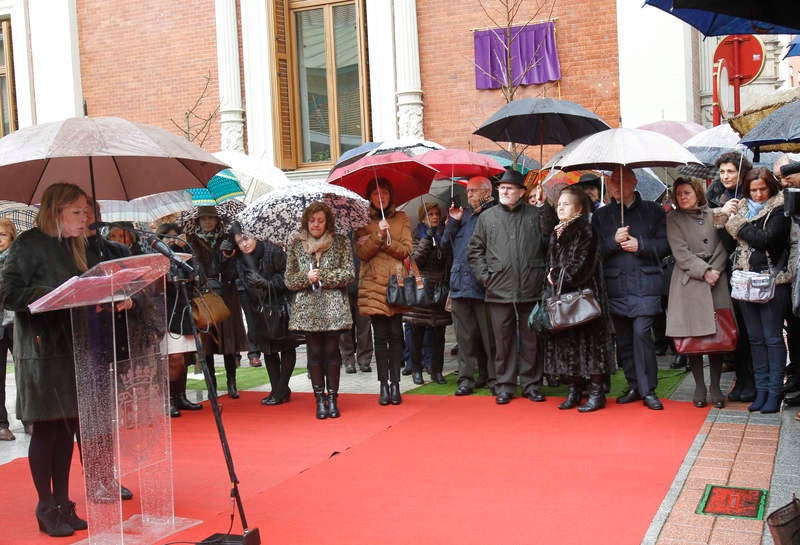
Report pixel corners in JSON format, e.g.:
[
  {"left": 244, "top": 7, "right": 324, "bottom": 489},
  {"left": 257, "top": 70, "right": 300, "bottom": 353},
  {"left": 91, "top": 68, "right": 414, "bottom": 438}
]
[{"left": 474, "top": 22, "right": 561, "bottom": 90}]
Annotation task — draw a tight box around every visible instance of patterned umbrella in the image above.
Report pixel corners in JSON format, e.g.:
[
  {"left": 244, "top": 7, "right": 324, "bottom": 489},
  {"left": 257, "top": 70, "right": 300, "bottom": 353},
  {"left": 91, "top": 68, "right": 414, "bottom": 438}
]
[
  {"left": 0, "top": 200, "right": 39, "bottom": 233},
  {"left": 178, "top": 200, "right": 246, "bottom": 235},
  {"left": 186, "top": 168, "right": 245, "bottom": 205},
  {"left": 237, "top": 181, "right": 370, "bottom": 246}
]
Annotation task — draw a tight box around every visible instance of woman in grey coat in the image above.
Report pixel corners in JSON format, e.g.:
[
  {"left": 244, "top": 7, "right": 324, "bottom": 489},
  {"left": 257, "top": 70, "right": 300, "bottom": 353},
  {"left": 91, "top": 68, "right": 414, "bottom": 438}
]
[
  {"left": 285, "top": 202, "right": 355, "bottom": 419},
  {"left": 665, "top": 177, "right": 732, "bottom": 408}
]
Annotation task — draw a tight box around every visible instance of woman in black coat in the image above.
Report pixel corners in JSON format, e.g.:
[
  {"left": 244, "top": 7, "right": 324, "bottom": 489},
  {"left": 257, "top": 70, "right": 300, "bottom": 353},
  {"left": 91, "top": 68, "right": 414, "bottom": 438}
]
[
  {"left": 542, "top": 186, "right": 615, "bottom": 412},
  {"left": 0, "top": 183, "right": 91, "bottom": 537},
  {"left": 228, "top": 222, "right": 297, "bottom": 406}
]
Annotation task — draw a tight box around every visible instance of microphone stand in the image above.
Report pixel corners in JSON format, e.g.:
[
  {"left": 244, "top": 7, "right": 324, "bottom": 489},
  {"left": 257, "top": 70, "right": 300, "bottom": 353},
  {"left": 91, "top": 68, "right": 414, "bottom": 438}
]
[{"left": 169, "top": 255, "right": 261, "bottom": 545}]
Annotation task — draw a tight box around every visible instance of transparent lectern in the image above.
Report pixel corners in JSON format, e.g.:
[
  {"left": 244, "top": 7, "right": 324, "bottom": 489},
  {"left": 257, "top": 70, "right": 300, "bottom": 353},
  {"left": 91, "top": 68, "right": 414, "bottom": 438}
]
[{"left": 30, "top": 254, "right": 200, "bottom": 545}]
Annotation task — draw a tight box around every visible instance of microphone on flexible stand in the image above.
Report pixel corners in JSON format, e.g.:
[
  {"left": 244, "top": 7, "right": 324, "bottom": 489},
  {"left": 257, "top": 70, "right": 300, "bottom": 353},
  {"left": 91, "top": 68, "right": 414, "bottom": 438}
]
[{"left": 144, "top": 235, "right": 194, "bottom": 274}]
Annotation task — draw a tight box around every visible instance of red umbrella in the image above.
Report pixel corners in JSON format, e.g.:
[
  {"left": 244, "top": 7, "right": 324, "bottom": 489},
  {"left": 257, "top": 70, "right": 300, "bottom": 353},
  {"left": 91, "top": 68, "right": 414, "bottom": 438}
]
[
  {"left": 417, "top": 148, "right": 505, "bottom": 180},
  {"left": 326, "top": 151, "right": 438, "bottom": 206}
]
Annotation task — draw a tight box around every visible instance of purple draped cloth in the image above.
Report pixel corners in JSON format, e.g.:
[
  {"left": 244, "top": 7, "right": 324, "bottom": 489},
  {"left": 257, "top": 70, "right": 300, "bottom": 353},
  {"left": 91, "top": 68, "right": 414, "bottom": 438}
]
[{"left": 474, "top": 22, "right": 561, "bottom": 90}]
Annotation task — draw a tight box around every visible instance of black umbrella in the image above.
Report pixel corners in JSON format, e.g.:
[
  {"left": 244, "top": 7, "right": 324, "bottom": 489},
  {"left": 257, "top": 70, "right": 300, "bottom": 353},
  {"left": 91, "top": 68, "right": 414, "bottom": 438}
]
[
  {"left": 672, "top": 0, "right": 800, "bottom": 30},
  {"left": 645, "top": 0, "right": 800, "bottom": 35},
  {"left": 473, "top": 97, "right": 610, "bottom": 147},
  {"left": 739, "top": 100, "right": 800, "bottom": 156}
]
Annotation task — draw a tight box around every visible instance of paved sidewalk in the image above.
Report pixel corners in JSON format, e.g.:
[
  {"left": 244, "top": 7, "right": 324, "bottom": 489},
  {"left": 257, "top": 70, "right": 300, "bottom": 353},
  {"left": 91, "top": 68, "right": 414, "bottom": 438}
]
[{"left": 2, "top": 336, "right": 798, "bottom": 545}]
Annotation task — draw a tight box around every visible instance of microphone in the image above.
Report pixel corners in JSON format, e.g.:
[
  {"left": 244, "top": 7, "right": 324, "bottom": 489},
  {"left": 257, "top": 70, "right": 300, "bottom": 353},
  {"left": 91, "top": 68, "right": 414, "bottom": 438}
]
[
  {"left": 89, "top": 221, "right": 113, "bottom": 231},
  {"left": 146, "top": 235, "right": 194, "bottom": 273}
]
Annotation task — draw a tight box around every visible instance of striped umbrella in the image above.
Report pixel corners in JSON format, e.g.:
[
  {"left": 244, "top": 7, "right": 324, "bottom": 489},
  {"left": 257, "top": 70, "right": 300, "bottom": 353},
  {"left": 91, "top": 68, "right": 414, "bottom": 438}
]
[
  {"left": 98, "top": 190, "right": 194, "bottom": 223},
  {"left": 186, "top": 168, "right": 245, "bottom": 205}
]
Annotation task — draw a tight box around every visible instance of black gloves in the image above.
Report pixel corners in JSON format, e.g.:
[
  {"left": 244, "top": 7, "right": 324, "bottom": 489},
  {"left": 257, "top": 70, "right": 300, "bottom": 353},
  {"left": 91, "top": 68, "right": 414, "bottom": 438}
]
[
  {"left": 220, "top": 239, "right": 235, "bottom": 253},
  {"left": 245, "top": 271, "right": 269, "bottom": 289}
]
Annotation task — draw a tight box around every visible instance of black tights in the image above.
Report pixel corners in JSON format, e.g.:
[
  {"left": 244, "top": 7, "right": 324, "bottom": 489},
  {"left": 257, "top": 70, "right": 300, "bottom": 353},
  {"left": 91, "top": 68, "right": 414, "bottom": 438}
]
[{"left": 28, "top": 418, "right": 78, "bottom": 505}]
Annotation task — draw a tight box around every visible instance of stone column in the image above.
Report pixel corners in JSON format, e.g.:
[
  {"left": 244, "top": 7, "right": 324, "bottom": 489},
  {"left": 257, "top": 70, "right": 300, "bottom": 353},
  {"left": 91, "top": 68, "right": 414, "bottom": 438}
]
[
  {"left": 393, "top": 0, "right": 424, "bottom": 139},
  {"left": 215, "top": 0, "right": 244, "bottom": 152},
  {"left": 240, "top": 0, "right": 274, "bottom": 162}
]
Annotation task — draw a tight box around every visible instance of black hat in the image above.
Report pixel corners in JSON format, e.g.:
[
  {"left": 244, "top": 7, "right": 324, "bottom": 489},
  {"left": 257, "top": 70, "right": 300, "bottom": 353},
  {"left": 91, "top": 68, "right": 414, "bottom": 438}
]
[
  {"left": 196, "top": 205, "right": 219, "bottom": 218},
  {"left": 497, "top": 167, "right": 526, "bottom": 188},
  {"left": 576, "top": 173, "right": 601, "bottom": 189},
  {"left": 781, "top": 161, "right": 800, "bottom": 177}
]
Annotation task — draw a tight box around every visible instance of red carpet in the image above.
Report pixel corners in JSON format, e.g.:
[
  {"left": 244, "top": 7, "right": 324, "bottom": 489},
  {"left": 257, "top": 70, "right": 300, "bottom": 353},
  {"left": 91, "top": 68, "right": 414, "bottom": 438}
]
[{"left": 1, "top": 392, "right": 707, "bottom": 545}]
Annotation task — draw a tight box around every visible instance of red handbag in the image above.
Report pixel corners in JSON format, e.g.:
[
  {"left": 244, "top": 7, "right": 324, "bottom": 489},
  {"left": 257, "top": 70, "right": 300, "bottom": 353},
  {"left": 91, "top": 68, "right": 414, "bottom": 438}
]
[{"left": 673, "top": 308, "right": 738, "bottom": 355}]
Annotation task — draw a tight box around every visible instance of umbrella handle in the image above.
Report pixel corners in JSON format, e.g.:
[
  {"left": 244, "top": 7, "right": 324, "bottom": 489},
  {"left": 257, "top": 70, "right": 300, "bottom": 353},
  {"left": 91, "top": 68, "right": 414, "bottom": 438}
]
[{"left": 378, "top": 183, "right": 391, "bottom": 246}]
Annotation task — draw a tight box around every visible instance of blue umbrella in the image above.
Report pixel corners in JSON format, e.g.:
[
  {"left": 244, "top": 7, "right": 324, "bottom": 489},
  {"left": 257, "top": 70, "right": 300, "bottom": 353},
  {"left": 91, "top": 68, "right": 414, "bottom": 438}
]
[
  {"left": 739, "top": 100, "right": 800, "bottom": 155},
  {"left": 785, "top": 36, "right": 800, "bottom": 59},
  {"left": 643, "top": 0, "right": 800, "bottom": 36},
  {"left": 187, "top": 168, "right": 245, "bottom": 205}
]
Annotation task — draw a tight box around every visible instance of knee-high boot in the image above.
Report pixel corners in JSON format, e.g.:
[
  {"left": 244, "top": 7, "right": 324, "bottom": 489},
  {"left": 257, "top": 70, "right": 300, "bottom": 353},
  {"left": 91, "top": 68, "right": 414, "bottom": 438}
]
[
  {"left": 578, "top": 375, "right": 606, "bottom": 413},
  {"left": 708, "top": 355, "right": 725, "bottom": 408},
  {"left": 224, "top": 355, "right": 239, "bottom": 399},
  {"left": 169, "top": 381, "right": 181, "bottom": 417},
  {"left": 559, "top": 376, "right": 583, "bottom": 410},
  {"left": 309, "top": 364, "right": 327, "bottom": 419},
  {"left": 177, "top": 367, "right": 202, "bottom": 410},
  {"left": 689, "top": 356, "right": 707, "bottom": 407},
  {"left": 327, "top": 362, "right": 341, "bottom": 418}
]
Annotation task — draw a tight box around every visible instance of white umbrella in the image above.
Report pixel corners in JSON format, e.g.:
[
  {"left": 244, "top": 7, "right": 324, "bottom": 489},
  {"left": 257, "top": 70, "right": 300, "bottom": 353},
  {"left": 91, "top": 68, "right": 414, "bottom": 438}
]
[
  {"left": 98, "top": 190, "right": 194, "bottom": 223},
  {"left": 212, "top": 150, "right": 289, "bottom": 203}
]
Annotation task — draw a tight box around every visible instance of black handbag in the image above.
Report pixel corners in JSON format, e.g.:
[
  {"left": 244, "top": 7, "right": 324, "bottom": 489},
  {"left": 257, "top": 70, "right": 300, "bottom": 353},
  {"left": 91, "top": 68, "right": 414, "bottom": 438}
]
[
  {"left": 407, "top": 258, "right": 449, "bottom": 309},
  {"left": 767, "top": 494, "right": 800, "bottom": 545},
  {"left": 257, "top": 284, "right": 288, "bottom": 341},
  {"left": 543, "top": 269, "right": 602, "bottom": 332}
]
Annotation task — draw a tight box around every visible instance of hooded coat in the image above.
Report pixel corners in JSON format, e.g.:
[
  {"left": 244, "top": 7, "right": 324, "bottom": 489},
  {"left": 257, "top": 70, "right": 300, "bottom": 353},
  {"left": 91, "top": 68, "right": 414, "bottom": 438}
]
[{"left": 354, "top": 205, "right": 412, "bottom": 317}]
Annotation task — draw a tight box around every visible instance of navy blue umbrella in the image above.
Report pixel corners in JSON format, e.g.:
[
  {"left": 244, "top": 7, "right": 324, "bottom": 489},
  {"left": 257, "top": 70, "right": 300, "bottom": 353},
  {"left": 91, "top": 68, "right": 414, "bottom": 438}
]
[
  {"left": 785, "top": 36, "right": 800, "bottom": 60},
  {"left": 643, "top": 0, "right": 800, "bottom": 36}
]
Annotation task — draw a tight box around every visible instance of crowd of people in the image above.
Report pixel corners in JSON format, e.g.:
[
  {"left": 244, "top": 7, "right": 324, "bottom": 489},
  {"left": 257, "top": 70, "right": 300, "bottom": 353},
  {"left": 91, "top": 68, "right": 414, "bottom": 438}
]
[{"left": 1, "top": 149, "right": 800, "bottom": 537}]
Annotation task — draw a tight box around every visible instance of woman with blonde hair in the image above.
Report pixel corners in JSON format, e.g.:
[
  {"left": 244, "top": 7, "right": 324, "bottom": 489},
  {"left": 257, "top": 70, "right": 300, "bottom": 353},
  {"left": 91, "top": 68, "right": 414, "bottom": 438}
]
[{"left": 0, "top": 183, "right": 90, "bottom": 537}]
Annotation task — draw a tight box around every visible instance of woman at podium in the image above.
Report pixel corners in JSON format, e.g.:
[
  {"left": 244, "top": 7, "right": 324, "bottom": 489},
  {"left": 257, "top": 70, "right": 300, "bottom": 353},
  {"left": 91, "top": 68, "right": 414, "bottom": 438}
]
[{"left": 0, "top": 183, "right": 91, "bottom": 537}]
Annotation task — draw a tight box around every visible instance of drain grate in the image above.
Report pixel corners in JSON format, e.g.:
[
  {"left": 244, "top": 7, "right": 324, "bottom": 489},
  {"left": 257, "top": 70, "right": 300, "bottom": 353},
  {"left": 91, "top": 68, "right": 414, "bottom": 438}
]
[{"left": 696, "top": 484, "right": 768, "bottom": 519}]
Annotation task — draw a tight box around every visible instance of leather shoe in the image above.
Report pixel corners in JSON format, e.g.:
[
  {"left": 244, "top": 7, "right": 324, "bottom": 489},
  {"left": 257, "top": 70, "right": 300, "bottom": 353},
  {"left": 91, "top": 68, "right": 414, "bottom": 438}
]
[
  {"left": 411, "top": 370, "right": 424, "bottom": 385},
  {"left": 783, "top": 393, "right": 800, "bottom": 407},
  {"left": 495, "top": 392, "right": 512, "bottom": 405},
  {"left": 454, "top": 383, "right": 473, "bottom": 396},
  {"left": 643, "top": 394, "right": 664, "bottom": 410},
  {"left": 121, "top": 485, "right": 133, "bottom": 500},
  {"left": 693, "top": 400, "right": 707, "bottom": 408},
  {"left": 359, "top": 365, "right": 372, "bottom": 372},
  {"left": 616, "top": 389, "right": 641, "bottom": 404},
  {"left": 261, "top": 395, "right": 283, "bottom": 406},
  {"left": 783, "top": 376, "right": 800, "bottom": 394},
  {"left": 432, "top": 372, "right": 447, "bottom": 384},
  {"left": 401, "top": 367, "right": 412, "bottom": 376},
  {"left": 524, "top": 389, "right": 546, "bottom": 402},
  {"left": 0, "top": 427, "right": 15, "bottom": 440}
]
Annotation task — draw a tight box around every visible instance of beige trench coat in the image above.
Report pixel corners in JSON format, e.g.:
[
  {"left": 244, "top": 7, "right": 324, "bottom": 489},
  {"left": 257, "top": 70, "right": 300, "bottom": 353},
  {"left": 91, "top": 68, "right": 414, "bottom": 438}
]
[{"left": 665, "top": 207, "right": 732, "bottom": 338}]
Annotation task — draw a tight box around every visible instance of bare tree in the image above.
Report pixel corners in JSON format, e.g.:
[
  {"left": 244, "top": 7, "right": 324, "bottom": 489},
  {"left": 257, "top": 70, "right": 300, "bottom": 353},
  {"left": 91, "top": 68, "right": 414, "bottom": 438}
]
[{"left": 171, "top": 71, "right": 219, "bottom": 146}]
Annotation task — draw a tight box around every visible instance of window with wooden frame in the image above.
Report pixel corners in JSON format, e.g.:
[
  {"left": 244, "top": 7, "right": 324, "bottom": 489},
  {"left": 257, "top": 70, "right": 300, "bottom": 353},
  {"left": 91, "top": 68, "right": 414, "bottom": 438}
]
[
  {"left": 270, "top": 0, "right": 369, "bottom": 169},
  {"left": 0, "top": 18, "right": 18, "bottom": 137}
]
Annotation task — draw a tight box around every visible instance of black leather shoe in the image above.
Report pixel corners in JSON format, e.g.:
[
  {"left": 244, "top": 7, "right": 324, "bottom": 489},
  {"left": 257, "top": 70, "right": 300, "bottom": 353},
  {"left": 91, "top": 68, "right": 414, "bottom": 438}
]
[
  {"left": 616, "top": 389, "right": 641, "bottom": 404},
  {"left": 261, "top": 395, "right": 283, "bottom": 406},
  {"left": 783, "top": 393, "right": 800, "bottom": 407},
  {"left": 693, "top": 400, "right": 707, "bottom": 408},
  {"left": 176, "top": 394, "right": 202, "bottom": 411},
  {"left": 783, "top": 376, "right": 800, "bottom": 394},
  {"left": 389, "top": 382, "right": 402, "bottom": 405},
  {"left": 60, "top": 501, "right": 87, "bottom": 531},
  {"left": 643, "top": 394, "right": 664, "bottom": 410},
  {"left": 378, "top": 382, "right": 390, "bottom": 405},
  {"left": 401, "top": 367, "right": 412, "bottom": 376},
  {"left": 411, "top": 370, "right": 424, "bottom": 385},
  {"left": 121, "top": 485, "right": 133, "bottom": 500},
  {"left": 432, "top": 372, "right": 447, "bottom": 385},
  {"left": 524, "top": 389, "right": 546, "bottom": 402},
  {"left": 495, "top": 392, "right": 512, "bottom": 405},
  {"left": 454, "top": 384, "right": 473, "bottom": 396}
]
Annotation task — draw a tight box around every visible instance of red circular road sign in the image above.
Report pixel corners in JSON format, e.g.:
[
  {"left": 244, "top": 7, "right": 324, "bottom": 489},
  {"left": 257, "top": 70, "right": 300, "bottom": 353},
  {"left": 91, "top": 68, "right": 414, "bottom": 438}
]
[{"left": 713, "top": 35, "right": 766, "bottom": 87}]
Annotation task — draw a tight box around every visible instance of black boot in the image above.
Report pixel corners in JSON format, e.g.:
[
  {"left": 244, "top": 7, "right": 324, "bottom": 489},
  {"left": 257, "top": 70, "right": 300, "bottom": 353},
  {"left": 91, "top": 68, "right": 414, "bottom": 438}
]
[
  {"left": 310, "top": 364, "right": 327, "bottom": 418},
  {"left": 578, "top": 380, "right": 606, "bottom": 413},
  {"left": 432, "top": 371, "right": 447, "bottom": 385},
  {"left": 225, "top": 356, "right": 239, "bottom": 399},
  {"left": 378, "top": 381, "right": 390, "bottom": 405},
  {"left": 326, "top": 361, "right": 341, "bottom": 418},
  {"left": 169, "top": 381, "right": 181, "bottom": 417},
  {"left": 35, "top": 501, "right": 74, "bottom": 537},
  {"left": 558, "top": 378, "right": 582, "bottom": 410},
  {"left": 176, "top": 368, "right": 203, "bottom": 411},
  {"left": 390, "top": 382, "right": 402, "bottom": 405},
  {"left": 59, "top": 501, "right": 87, "bottom": 531}
]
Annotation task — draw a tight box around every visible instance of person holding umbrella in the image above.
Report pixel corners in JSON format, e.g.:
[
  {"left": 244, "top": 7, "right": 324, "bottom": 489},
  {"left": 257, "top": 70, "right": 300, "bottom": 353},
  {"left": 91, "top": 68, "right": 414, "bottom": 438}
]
[
  {"left": 354, "top": 178, "right": 412, "bottom": 405},
  {"left": 0, "top": 183, "right": 90, "bottom": 536},
  {"left": 285, "top": 202, "right": 355, "bottom": 418},
  {"left": 591, "top": 167, "right": 669, "bottom": 410}
]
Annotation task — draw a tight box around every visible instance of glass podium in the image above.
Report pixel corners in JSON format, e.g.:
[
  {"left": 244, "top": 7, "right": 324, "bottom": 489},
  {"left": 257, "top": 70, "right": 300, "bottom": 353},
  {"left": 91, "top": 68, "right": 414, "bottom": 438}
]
[{"left": 30, "top": 254, "right": 200, "bottom": 545}]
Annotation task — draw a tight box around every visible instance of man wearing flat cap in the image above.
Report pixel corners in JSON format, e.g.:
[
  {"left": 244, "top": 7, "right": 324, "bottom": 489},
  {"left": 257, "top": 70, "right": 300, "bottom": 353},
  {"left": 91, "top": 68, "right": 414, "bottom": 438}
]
[
  {"left": 468, "top": 168, "right": 556, "bottom": 405},
  {"left": 576, "top": 172, "right": 602, "bottom": 210}
]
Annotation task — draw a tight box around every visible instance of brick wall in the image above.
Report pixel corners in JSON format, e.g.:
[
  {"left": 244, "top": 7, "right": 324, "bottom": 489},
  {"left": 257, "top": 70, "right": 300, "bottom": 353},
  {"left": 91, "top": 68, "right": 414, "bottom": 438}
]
[
  {"left": 415, "top": 0, "right": 620, "bottom": 164},
  {"left": 76, "top": 0, "right": 222, "bottom": 150}
]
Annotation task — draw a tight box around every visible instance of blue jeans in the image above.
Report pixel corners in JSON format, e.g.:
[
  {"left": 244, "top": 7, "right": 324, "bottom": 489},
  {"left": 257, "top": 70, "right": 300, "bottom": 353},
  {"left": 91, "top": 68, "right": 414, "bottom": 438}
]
[{"left": 736, "top": 285, "right": 790, "bottom": 395}]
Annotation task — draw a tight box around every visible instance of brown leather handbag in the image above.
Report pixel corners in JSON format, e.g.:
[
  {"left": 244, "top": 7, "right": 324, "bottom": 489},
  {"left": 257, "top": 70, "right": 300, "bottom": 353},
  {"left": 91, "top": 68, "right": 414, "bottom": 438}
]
[
  {"left": 543, "top": 269, "right": 602, "bottom": 332},
  {"left": 191, "top": 291, "right": 230, "bottom": 330},
  {"left": 767, "top": 494, "right": 800, "bottom": 545},
  {"left": 673, "top": 308, "right": 738, "bottom": 355}
]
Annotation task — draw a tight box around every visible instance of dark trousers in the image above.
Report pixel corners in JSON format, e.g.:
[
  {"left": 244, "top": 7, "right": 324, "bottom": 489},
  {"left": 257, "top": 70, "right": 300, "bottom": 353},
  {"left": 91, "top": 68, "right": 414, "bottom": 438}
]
[
  {"left": 0, "top": 326, "right": 11, "bottom": 429},
  {"left": 451, "top": 298, "right": 495, "bottom": 388},
  {"left": 409, "top": 324, "right": 445, "bottom": 374},
  {"left": 264, "top": 348, "right": 296, "bottom": 401},
  {"left": 339, "top": 292, "right": 373, "bottom": 370},
  {"left": 371, "top": 314, "right": 404, "bottom": 383},
  {"left": 238, "top": 289, "right": 261, "bottom": 360},
  {"left": 613, "top": 314, "right": 658, "bottom": 396},
  {"left": 488, "top": 302, "right": 540, "bottom": 395},
  {"left": 738, "top": 285, "right": 789, "bottom": 395}
]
